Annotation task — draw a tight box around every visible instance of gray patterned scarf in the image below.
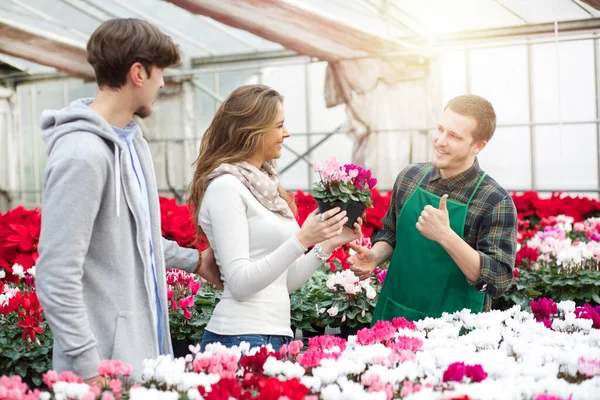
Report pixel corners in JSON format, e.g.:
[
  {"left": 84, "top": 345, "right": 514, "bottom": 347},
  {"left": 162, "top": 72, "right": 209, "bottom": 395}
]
[{"left": 207, "top": 161, "right": 294, "bottom": 219}]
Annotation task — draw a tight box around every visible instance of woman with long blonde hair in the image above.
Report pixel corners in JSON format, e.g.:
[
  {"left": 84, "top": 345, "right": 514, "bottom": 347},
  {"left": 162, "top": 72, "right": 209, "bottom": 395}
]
[{"left": 188, "top": 84, "right": 361, "bottom": 350}]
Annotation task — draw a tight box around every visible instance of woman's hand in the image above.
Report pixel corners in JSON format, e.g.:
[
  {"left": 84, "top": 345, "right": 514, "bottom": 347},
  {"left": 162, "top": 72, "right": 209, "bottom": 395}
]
[
  {"left": 321, "top": 217, "right": 363, "bottom": 253},
  {"left": 296, "top": 208, "right": 348, "bottom": 249}
]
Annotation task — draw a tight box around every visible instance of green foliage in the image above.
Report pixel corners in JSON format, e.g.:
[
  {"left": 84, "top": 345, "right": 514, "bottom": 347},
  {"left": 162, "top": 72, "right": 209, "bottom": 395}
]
[
  {"left": 493, "top": 267, "right": 600, "bottom": 310},
  {"left": 312, "top": 182, "right": 373, "bottom": 207},
  {"left": 290, "top": 267, "right": 331, "bottom": 333},
  {"left": 170, "top": 285, "right": 221, "bottom": 342},
  {"left": 0, "top": 314, "right": 53, "bottom": 388}
]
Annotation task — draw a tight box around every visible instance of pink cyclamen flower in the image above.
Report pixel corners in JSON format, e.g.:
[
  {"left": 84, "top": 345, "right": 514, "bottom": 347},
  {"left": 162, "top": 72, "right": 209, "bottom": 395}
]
[
  {"left": 443, "top": 362, "right": 467, "bottom": 382},
  {"left": 98, "top": 360, "right": 133, "bottom": 378},
  {"left": 400, "top": 381, "right": 423, "bottom": 397},
  {"left": 109, "top": 379, "right": 123, "bottom": 399},
  {"left": 42, "top": 370, "right": 60, "bottom": 388},
  {"left": 179, "top": 295, "right": 194, "bottom": 309},
  {"left": 101, "top": 392, "right": 116, "bottom": 400},
  {"left": 392, "top": 317, "right": 417, "bottom": 331},
  {"left": 190, "top": 280, "right": 201, "bottom": 295},
  {"left": 443, "top": 362, "right": 488, "bottom": 383},
  {"left": 288, "top": 340, "right": 304, "bottom": 357},
  {"left": 82, "top": 392, "right": 97, "bottom": 400},
  {"left": 279, "top": 344, "right": 289, "bottom": 358},
  {"left": 530, "top": 298, "right": 558, "bottom": 321},
  {"left": 578, "top": 356, "right": 600, "bottom": 377},
  {"left": 534, "top": 395, "right": 567, "bottom": 400},
  {"left": 465, "top": 364, "right": 488, "bottom": 382}
]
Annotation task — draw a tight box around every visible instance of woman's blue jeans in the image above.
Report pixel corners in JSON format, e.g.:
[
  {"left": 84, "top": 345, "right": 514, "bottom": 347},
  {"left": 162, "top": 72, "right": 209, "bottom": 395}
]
[{"left": 201, "top": 330, "right": 292, "bottom": 352}]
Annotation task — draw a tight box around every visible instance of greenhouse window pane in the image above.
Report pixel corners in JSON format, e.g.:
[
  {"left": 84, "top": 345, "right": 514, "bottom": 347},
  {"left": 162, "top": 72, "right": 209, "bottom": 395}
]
[
  {"left": 478, "top": 127, "right": 531, "bottom": 190},
  {"left": 534, "top": 124, "right": 598, "bottom": 190},
  {"left": 67, "top": 79, "right": 98, "bottom": 103},
  {"left": 261, "top": 65, "right": 307, "bottom": 133},
  {"left": 498, "top": 0, "right": 592, "bottom": 23},
  {"left": 532, "top": 40, "right": 596, "bottom": 123},
  {"left": 391, "top": 0, "right": 523, "bottom": 34},
  {"left": 194, "top": 73, "right": 218, "bottom": 138},
  {"left": 307, "top": 62, "right": 345, "bottom": 134},
  {"left": 217, "top": 70, "right": 260, "bottom": 98},
  {"left": 440, "top": 50, "right": 467, "bottom": 107},
  {"left": 16, "top": 0, "right": 102, "bottom": 35},
  {"left": 469, "top": 45, "right": 529, "bottom": 125}
]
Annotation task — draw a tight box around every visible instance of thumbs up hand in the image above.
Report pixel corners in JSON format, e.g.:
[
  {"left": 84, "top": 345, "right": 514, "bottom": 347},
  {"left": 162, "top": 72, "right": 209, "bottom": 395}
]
[{"left": 415, "top": 194, "right": 452, "bottom": 242}]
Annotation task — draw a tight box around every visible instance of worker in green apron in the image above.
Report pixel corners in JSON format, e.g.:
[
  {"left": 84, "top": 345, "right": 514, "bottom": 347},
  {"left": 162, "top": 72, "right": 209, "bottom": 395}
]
[{"left": 349, "top": 94, "right": 518, "bottom": 323}]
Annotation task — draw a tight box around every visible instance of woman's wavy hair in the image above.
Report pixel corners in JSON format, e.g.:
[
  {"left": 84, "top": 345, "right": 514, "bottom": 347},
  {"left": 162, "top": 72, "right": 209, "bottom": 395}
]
[{"left": 188, "top": 84, "right": 297, "bottom": 239}]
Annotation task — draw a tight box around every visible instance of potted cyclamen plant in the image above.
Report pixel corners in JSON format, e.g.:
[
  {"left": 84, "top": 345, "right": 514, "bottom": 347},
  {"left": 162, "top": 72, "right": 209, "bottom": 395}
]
[
  {"left": 312, "top": 157, "right": 377, "bottom": 227},
  {"left": 315, "top": 268, "right": 380, "bottom": 339}
]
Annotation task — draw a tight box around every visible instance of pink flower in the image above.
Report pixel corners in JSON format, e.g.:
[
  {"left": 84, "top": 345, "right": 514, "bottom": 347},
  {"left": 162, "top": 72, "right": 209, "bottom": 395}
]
[
  {"left": 109, "top": 379, "right": 122, "bottom": 399},
  {"left": 530, "top": 298, "right": 558, "bottom": 321},
  {"left": 389, "top": 337, "right": 423, "bottom": 353},
  {"left": 534, "top": 395, "right": 566, "bottom": 400},
  {"left": 82, "top": 392, "right": 97, "bottom": 400},
  {"left": 88, "top": 385, "right": 101, "bottom": 397},
  {"left": 101, "top": 392, "right": 116, "bottom": 400},
  {"left": 465, "top": 364, "right": 488, "bottom": 382},
  {"left": 190, "top": 280, "right": 201, "bottom": 295},
  {"left": 376, "top": 269, "right": 387, "bottom": 284},
  {"left": 120, "top": 364, "right": 132, "bottom": 377},
  {"left": 401, "top": 381, "right": 423, "bottom": 397},
  {"left": 279, "top": 343, "right": 288, "bottom": 358},
  {"left": 443, "top": 362, "right": 467, "bottom": 382},
  {"left": 53, "top": 370, "right": 83, "bottom": 383},
  {"left": 179, "top": 295, "right": 194, "bottom": 309},
  {"left": 578, "top": 356, "right": 600, "bottom": 377},
  {"left": 575, "top": 304, "right": 600, "bottom": 329},
  {"left": 307, "top": 335, "right": 346, "bottom": 351},
  {"left": 42, "top": 370, "right": 59, "bottom": 388},
  {"left": 574, "top": 222, "right": 585, "bottom": 232},
  {"left": 443, "top": 362, "right": 488, "bottom": 383},
  {"left": 98, "top": 360, "right": 133, "bottom": 378},
  {"left": 288, "top": 340, "right": 304, "bottom": 357},
  {"left": 392, "top": 317, "right": 417, "bottom": 331},
  {"left": 541, "top": 318, "right": 552, "bottom": 329}
]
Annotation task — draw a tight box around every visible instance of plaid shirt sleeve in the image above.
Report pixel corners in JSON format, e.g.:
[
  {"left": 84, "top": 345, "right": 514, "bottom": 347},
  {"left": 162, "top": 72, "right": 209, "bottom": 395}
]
[
  {"left": 372, "top": 174, "right": 402, "bottom": 249},
  {"left": 469, "top": 195, "right": 518, "bottom": 299}
]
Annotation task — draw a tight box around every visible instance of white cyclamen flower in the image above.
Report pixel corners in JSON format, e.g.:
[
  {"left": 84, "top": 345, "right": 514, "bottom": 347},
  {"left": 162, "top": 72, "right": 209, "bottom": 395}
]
[
  {"left": 366, "top": 286, "right": 377, "bottom": 300},
  {"left": 11, "top": 263, "right": 25, "bottom": 278},
  {"left": 0, "top": 292, "right": 14, "bottom": 307}
]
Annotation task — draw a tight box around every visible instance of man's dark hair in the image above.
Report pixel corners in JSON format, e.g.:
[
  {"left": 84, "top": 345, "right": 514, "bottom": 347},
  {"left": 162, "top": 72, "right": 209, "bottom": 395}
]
[{"left": 87, "top": 18, "right": 180, "bottom": 89}]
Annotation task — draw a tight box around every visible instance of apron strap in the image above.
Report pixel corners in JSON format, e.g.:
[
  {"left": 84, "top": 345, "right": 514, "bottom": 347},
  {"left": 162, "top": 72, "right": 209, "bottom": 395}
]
[
  {"left": 416, "top": 165, "right": 433, "bottom": 188},
  {"left": 466, "top": 172, "right": 487, "bottom": 207}
]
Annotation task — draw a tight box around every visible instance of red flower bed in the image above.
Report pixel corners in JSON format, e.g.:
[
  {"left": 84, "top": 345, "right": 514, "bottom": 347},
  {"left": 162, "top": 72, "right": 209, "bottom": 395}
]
[{"left": 3, "top": 190, "right": 600, "bottom": 344}]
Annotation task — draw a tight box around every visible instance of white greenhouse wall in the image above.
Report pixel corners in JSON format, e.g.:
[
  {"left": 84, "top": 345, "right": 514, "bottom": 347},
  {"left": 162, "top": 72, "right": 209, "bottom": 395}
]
[{"left": 2, "top": 36, "right": 600, "bottom": 210}]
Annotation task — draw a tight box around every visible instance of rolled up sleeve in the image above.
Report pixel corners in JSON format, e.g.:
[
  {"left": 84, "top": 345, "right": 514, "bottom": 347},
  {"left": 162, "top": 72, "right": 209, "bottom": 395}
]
[{"left": 469, "top": 196, "right": 518, "bottom": 298}]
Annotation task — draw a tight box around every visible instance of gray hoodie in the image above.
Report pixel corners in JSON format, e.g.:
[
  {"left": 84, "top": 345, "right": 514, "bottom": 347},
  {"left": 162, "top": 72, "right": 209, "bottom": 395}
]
[{"left": 36, "top": 98, "right": 199, "bottom": 381}]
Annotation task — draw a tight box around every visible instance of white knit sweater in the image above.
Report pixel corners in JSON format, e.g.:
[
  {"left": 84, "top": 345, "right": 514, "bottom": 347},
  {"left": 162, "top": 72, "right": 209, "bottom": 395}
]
[{"left": 200, "top": 174, "right": 322, "bottom": 337}]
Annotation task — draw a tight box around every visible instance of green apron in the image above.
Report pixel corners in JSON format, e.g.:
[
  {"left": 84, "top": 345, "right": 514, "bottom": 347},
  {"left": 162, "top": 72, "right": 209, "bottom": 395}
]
[{"left": 372, "top": 166, "right": 487, "bottom": 323}]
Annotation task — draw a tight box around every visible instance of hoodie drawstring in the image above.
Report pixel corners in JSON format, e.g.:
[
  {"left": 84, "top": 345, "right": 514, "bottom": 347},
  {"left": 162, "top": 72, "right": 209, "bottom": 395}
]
[{"left": 114, "top": 145, "right": 121, "bottom": 218}]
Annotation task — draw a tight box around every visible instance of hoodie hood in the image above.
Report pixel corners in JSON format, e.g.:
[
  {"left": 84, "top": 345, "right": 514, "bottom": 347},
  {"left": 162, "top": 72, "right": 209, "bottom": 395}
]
[
  {"left": 40, "top": 98, "right": 124, "bottom": 156},
  {"left": 40, "top": 98, "right": 137, "bottom": 218}
]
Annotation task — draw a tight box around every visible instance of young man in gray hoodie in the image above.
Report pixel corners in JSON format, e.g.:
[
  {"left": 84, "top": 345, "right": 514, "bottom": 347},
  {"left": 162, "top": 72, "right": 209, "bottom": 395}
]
[{"left": 35, "top": 18, "right": 222, "bottom": 384}]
